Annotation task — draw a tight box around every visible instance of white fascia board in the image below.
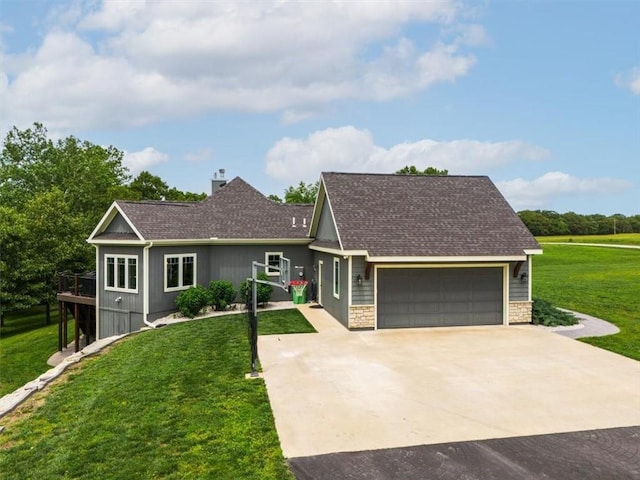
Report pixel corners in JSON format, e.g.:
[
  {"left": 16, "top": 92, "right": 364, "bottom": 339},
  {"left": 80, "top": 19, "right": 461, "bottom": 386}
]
[
  {"left": 375, "top": 262, "right": 509, "bottom": 269},
  {"left": 87, "top": 202, "right": 145, "bottom": 242},
  {"left": 524, "top": 249, "right": 543, "bottom": 255},
  {"left": 324, "top": 189, "right": 345, "bottom": 251},
  {"left": 88, "top": 239, "right": 147, "bottom": 246},
  {"left": 367, "top": 255, "right": 528, "bottom": 263},
  {"left": 308, "top": 245, "right": 368, "bottom": 256}
]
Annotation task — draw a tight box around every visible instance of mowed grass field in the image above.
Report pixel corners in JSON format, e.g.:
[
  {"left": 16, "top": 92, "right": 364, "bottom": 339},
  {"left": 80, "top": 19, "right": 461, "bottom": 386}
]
[
  {"left": 533, "top": 243, "right": 640, "bottom": 360},
  {"left": 0, "top": 309, "right": 314, "bottom": 480},
  {"left": 0, "top": 307, "right": 72, "bottom": 398},
  {"left": 538, "top": 233, "right": 640, "bottom": 246}
]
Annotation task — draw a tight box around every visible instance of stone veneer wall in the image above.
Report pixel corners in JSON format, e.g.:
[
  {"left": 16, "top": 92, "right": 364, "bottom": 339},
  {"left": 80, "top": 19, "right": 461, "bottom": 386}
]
[
  {"left": 509, "top": 301, "right": 532, "bottom": 324},
  {"left": 349, "top": 305, "right": 375, "bottom": 329}
]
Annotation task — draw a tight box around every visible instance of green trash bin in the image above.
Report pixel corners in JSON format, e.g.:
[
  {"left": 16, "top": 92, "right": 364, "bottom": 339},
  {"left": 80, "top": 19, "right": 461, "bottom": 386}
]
[{"left": 291, "top": 281, "right": 308, "bottom": 304}]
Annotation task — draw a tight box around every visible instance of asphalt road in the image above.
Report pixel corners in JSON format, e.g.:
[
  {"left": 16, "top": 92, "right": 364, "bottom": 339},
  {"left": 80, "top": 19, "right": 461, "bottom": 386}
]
[{"left": 289, "top": 426, "right": 640, "bottom": 480}]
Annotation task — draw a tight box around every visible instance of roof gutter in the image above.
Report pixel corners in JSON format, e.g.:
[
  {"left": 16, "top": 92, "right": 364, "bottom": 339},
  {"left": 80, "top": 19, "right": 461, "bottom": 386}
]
[{"left": 142, "top": 241, "right": 155, "bottom": 329}]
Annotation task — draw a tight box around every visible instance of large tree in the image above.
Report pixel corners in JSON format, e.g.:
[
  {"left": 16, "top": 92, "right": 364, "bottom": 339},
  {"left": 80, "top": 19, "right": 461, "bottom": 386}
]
[
  {"left": 0, "top": 124, "right": 129, "bottom": 316},
  {"left": 0, "top": 123, "right": 129, "bottom": 232}
]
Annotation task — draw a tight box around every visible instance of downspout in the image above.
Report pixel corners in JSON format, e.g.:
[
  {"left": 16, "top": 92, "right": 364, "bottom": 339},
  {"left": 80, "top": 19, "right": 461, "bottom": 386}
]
[
  {"left": 94, "top": 244, "right": 100, "bottom": 339},
  {"left": 142, "top": 241, "right": 156, "bottom": 328}
]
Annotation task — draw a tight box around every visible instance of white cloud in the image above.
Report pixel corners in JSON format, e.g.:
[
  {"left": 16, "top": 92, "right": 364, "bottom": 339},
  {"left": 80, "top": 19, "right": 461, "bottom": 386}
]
[
  {"left": 496, "top": 172, "right": 633, "bottom": 211},
  {"left": 123, "top": 147, "right": 169, "bottom": 175},
  {"left": 184, "top": 148, "right": 213, "bottom": 163},
  {"left": 0, "top": 0, "right": 483, "bottom": 131},
  {"left": 615, "top": 67, "right": 640, "bottom": 95},
  {"left": 264, "top": 125, "right": 549, "bottom": 183}
]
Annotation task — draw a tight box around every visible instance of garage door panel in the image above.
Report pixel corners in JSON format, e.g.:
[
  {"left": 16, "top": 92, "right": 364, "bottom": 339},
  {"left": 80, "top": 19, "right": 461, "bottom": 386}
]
[{"left": 378, "top": 268, "right": 503, "bottom": 328}]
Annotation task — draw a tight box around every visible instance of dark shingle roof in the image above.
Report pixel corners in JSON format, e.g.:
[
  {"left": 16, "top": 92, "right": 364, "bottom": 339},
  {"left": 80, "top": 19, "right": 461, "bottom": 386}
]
[
  {"left": 98, "top": 178, "right": 313, "bottom": 241},
  {"left": 321, "top": 172, "right": 540, "bottom": 257}
]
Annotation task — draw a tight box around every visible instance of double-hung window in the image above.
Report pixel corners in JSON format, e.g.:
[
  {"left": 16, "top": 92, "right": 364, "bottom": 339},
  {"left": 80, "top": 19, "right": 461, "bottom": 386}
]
[
  {"left": 105, "top": 254, "right": 138, "bottom": 292},
  {"left": 265, "top": 252, "right": 283, "bottom": 277},
  {"left": 165, "top": 254, "right": 196, "bottom": 291},
  {"left": 333, "top": 257, "right": 340, "bottom": 299}
]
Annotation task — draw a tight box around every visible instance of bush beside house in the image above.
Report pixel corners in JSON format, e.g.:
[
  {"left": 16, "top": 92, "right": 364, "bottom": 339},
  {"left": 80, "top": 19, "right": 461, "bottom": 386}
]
[{"left": 208, "top": 280, "right": 237, "bottom": 311}]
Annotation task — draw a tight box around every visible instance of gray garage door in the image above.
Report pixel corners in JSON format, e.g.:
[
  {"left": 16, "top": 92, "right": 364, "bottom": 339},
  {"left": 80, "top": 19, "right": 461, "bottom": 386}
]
[{"left": 377, "top": 268, "right": 503, "bottom": 328}]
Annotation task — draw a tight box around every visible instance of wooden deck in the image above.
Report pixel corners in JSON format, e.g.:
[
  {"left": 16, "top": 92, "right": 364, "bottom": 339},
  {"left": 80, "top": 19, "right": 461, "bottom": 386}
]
[{"left": 57, "top": 273, "right": 97, "bottom": 353}]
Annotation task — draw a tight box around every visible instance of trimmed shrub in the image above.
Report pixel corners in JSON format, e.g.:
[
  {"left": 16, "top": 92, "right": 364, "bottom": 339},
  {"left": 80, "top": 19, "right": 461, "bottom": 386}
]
[
  {"left": 208, "top": 280, "right": 237, "bottom": 311},
  {"left": 239, "top": 272, "right": 273, "bottom": 306},
  {"left": 175, "top": 285, "right": 209, "bottom": 318},
  {"left": 531, "top": 298, "right": 578, "bottom": 326}
]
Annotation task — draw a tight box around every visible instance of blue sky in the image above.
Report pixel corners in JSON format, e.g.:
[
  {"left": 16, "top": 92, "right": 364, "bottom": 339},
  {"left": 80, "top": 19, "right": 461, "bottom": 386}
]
[{"left": 1, "top": 0, "right": 638, "bottom": 215}]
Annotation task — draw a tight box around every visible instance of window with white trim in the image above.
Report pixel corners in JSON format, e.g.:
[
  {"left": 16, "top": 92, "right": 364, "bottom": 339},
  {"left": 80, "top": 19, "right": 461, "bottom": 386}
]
[
  {"left": 105, "top": 254, "right": 138, "bottom": 292},
  {"left": 333, "top": 257, "right": 340, "bottom": 299},
  {"left": 165, "top": 254, "right": 196, "bottom": 291},
  {"left": 265, "top": 252, "right": 283, "bottom": 277}
]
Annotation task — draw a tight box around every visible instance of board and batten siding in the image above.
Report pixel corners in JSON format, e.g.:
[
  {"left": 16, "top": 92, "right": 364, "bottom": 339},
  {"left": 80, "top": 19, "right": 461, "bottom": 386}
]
[
  {"left": 208, "top": 245, "right": 313, "bottom": 302},
  {"left": 97, "top": 245, "right": 145, "bottom": 338},
  {"left": 351, "top": 256, "right": 374, "bottom": 305},
  {"left": 315, "top": 200, "right": 339, "bottom": 242},
  {"left": 508, "top": 260, "right": 530, "bottom": 301},
  {"left": 314, "top": 251, "right": 349, "bottom": 327},
  {"left": 146, "top": 245, "right": 211, "bottom": 321},
  {"left": 105, "top": 213, "right": 135, "bottom": 234}
]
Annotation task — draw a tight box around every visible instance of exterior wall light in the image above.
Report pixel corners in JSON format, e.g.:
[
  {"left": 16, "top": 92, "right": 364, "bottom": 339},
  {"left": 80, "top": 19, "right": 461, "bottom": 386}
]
[
  {"left": 520, "top": 272, "right": 528, "bottom": 283},
  {"left": 356, "top": 274, "right": 363, "bottom": 286}
]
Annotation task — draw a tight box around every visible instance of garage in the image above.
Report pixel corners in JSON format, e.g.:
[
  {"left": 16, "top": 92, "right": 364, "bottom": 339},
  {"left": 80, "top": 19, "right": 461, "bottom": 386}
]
[{"left": 377, "top": 267, "right": 504, "bottom": 328}]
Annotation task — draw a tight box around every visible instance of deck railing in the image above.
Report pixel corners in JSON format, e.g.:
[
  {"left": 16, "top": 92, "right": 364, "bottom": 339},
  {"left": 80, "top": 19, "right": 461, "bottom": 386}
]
[{"left": 58, "top": 272, "right": 96, "bottom": 297}]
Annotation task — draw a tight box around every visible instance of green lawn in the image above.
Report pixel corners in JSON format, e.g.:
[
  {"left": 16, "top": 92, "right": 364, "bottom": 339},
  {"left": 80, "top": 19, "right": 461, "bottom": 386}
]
[
  {"left": 0, "top": 308, "right": 314, "bottom": 480},
  {"left": 537, "top": 233, "right": 640, "bottom": 246},
  {"left": 534, "top": 244, "right": 640, "bottom": 360},
  {"left": 0, "top": 306, "right": 72, "bottom": 397}
]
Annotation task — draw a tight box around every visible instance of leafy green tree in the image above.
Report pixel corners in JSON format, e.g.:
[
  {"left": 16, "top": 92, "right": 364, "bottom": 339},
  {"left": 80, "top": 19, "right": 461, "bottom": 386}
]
[
  {"left": 284, "top": 181, "right": 319, "bottom": 204},
  {"left": 164, "top": 187, "right": 207, "bottom": 202},
  {"left": 396, "top": 165, "right": 449, "bottom": 175},
  {"left": 268, "top": 194, "right": 283, "bottom": 203},
  {"left": 129, "top": 170, "right": 169, "bottom": 200},
  {"left": 0, "top": 123, "right": 129, "bottom": 232}
]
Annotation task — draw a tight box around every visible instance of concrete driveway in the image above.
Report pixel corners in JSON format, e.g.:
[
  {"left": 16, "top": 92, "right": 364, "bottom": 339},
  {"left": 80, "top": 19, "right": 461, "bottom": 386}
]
[{"left": 258, "top": 305, "right": 640, "bottom": 459}]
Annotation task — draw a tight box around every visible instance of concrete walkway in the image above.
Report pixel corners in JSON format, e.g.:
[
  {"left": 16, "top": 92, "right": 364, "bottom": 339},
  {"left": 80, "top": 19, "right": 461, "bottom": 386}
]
[{"left": 259, "top": 304, "right": 640, "bottom": 459}]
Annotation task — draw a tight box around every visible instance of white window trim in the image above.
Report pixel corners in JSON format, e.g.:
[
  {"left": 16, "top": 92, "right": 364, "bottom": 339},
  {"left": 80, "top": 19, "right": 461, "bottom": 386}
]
[
  {"left": 164, "top": 253, "right": 197, "bottom": 292},
  {"left": 105, "top": 254, "right": 138, "bottom": 293},
  {"left": 333, "top": 257, "right": 340, "bottom": 299},
  {"left": 265, "top": 251, "right": 283, "bottom": 277}
]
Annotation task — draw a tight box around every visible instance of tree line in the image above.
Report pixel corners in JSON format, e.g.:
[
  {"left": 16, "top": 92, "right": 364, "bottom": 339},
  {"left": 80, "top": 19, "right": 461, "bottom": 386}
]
[{"left": 518, "top": 210, "right": 640, "bottom": 236}]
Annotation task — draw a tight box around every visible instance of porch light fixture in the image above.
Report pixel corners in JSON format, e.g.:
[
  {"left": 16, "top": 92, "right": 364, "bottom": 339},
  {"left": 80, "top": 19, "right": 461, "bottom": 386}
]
[
  {"left": 520, "top": 272, "right": 528, "bottom": 283},
  {"left": 356, "top": 274, "right": 363, "bottom": 286}
]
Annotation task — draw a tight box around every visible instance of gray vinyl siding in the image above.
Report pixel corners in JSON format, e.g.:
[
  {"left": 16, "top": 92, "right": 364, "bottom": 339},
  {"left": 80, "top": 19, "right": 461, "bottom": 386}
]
[
  {"left": 105, "top": 213, "right": 135, "bottom": 234},
  {"left": 316, "top": 201, "right": 339, "bottom": 242},
  {"left": 509, "top": 260, "right": 529, "bottom": 301},
  {"left": 97, "top": 245, "right": 144, "bottom": 338},
  {"left": 314, "top": 251, "right": 349, "bottom": 327},
  {"left": 351, "top": 256, "right": 374, "bottom": 305}
]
